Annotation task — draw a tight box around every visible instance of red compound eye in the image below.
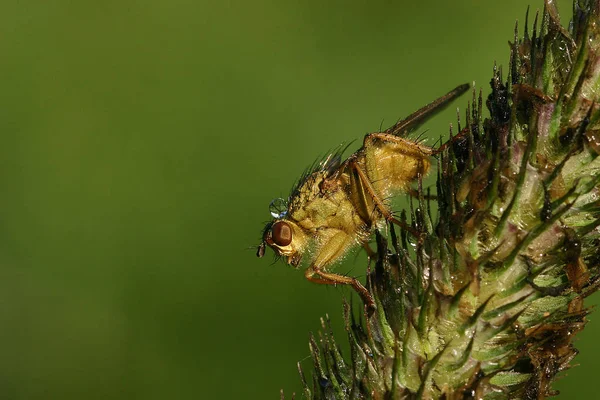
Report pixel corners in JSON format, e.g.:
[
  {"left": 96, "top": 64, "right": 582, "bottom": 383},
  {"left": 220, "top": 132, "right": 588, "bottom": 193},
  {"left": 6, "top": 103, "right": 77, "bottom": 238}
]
[{"left": 271, "top": 221, "right": 292, "bottom": 246}]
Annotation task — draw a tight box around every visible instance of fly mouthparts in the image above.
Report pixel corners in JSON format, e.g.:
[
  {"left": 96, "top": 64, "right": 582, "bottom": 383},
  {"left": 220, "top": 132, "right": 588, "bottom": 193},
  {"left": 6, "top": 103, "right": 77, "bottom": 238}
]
[{"left": 256, "top": 242, "right": 266, "bottom": 258}]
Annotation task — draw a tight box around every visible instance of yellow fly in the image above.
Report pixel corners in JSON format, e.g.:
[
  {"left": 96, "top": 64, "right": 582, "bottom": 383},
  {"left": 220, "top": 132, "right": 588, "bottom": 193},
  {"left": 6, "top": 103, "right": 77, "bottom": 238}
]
[{"left": 257, "top": 84, "right": 469, "bottom": 308}]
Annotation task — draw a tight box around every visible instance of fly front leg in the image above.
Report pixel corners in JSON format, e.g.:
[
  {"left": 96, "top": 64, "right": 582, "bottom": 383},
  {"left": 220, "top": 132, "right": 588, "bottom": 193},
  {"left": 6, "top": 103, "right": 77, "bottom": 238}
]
[
  {"left": 304, "top": 229, "right": 375, "bottom": 309},
  {"left": 305, "top": 266, "right": 374, "bottom": 310}
]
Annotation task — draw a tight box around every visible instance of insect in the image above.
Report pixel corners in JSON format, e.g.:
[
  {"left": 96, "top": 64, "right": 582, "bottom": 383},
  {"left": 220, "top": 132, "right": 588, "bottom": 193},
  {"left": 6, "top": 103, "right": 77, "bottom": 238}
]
[{"left": 257, "top": 84, "right": 469, "bottom": 309}]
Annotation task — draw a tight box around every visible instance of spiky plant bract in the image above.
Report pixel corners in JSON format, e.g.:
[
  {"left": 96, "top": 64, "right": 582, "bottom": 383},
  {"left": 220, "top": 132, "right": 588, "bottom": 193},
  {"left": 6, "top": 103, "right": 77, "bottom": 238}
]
[{"left": 295, "top": 1, "right": 600, "bottom": 398}]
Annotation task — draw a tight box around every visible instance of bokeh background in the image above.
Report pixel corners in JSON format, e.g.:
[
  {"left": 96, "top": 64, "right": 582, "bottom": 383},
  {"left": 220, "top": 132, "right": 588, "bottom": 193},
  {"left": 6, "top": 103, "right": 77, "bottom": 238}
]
[{"left": 0, "top": 1, "right": 595, "bottom": 399}]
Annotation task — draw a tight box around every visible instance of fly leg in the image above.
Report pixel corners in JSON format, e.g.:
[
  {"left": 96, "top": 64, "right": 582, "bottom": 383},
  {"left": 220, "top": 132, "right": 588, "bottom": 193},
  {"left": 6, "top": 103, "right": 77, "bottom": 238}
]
[
  {"left": 364, "top": 129, "right": 480, "bottom": 161},
  {"left": 362, "top": 242, "right": 376, "bottom": 271},
  {"left": 348, "top": 159, "right": 425, "bottom": 241},
  {"left": 362, "top": 242, "right": 376, "bottom": 258},
  {"left": 305, "top": 266, "right": 375, "bottom": 310},
  {"left": 430, "top": 126, "right": 470, "bottom": 155},
  {"left": 304, "top": 230, "right": 375, "bottom": 310},
  {"left": 367, "top": 127, "right": 474, "bottom": 159},
  {"left": 406, "top": 188, "right": 437, "bottom": 200},
  {"left": 365, "top": 132, "right": 435, "bottom": 156}
]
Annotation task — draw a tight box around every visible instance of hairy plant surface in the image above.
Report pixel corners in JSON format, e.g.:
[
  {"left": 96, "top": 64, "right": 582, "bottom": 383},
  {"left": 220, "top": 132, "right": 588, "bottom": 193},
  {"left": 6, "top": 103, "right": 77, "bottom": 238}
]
[{"left": 296, "top": 1, "right": 600, "bottom": 398}]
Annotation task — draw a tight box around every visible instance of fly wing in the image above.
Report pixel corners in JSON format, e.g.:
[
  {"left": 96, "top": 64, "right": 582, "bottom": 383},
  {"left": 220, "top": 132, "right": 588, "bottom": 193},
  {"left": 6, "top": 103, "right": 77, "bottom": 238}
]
[{"left": 385, "top": 83, "right": 469, "bottom": 137}]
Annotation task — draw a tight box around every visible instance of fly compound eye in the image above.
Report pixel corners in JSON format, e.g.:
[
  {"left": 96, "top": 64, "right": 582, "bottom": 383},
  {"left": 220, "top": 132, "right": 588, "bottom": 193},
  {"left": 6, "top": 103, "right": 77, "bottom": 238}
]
[{"left": 272, "top": 221, "right": 292, "bottom": 246}]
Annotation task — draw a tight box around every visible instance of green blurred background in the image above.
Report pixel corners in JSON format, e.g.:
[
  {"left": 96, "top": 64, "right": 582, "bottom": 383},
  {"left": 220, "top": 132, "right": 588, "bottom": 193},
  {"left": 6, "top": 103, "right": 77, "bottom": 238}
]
[{"left": 0, "top": 1, "right": 595, "bottom": 399}]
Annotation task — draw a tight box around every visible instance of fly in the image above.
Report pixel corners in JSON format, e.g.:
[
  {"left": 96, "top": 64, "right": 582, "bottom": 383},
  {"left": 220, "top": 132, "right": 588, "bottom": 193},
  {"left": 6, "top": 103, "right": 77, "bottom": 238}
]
[{"left": 257, "top": 84, "right": 469, "bottom": 309}]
